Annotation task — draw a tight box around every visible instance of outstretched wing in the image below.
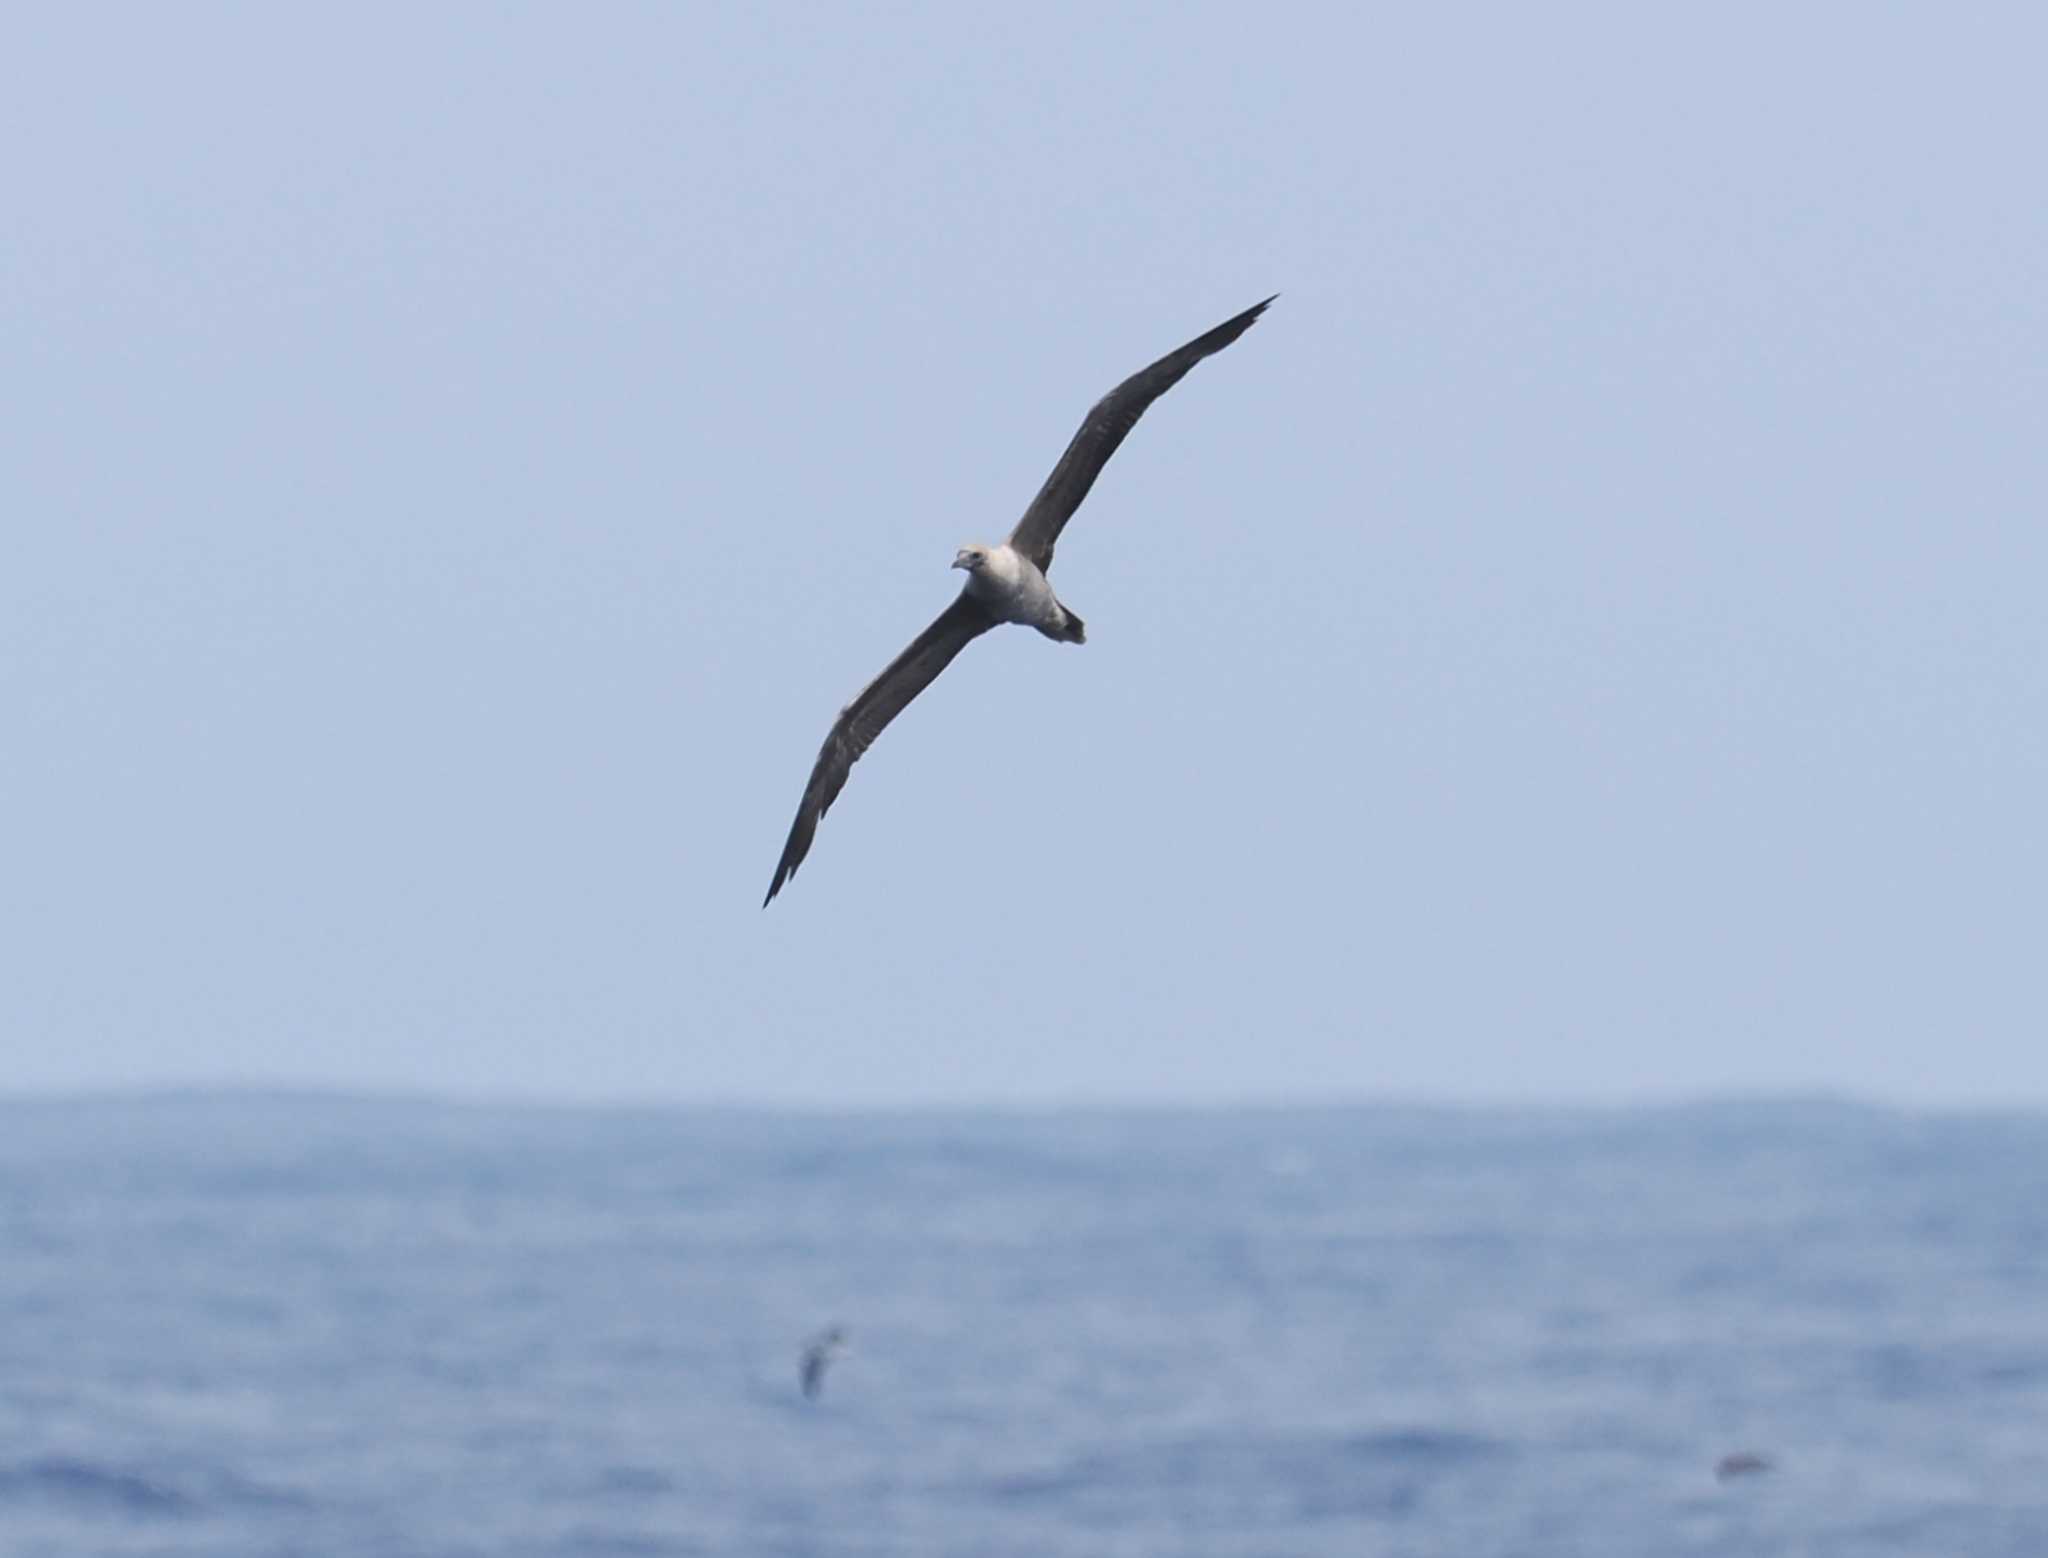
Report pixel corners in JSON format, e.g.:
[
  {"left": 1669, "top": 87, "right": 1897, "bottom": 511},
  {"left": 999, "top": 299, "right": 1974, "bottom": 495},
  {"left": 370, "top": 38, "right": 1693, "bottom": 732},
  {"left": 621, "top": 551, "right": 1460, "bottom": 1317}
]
[
  {"left": 763, "top": 592, "right": 998, "bottom": 905},
  {"left": 1006, "top": 295, "right": 1276, "bottom": 574}
]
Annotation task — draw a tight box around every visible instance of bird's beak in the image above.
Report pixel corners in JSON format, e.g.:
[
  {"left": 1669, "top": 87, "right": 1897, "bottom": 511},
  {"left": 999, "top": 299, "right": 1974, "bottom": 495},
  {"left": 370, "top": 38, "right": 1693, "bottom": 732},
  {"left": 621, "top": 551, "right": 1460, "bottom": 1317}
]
[{"left": 951, "top": 554, "right": 969, "bottom": 570}]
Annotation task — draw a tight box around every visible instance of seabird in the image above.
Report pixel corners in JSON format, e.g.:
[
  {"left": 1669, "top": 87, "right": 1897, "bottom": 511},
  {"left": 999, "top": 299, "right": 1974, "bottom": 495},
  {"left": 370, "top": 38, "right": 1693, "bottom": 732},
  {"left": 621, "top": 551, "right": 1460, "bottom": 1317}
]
[
  {"left": 1714, "top": 1451, "right": 1774, "bottom": 1482},
  {"left": 799, "top": 1326, "right": 848, "bottom": 1400},
  {"left": 763, "top": 296, "right": 1275, "bottom": 904}
]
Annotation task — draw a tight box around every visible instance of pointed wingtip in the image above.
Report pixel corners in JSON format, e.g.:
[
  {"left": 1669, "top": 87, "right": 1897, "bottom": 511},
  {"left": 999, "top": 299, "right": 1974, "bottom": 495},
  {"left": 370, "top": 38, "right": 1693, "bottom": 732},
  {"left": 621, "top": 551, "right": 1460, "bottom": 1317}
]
[{"left": 1225, "top": 295, "right": 1278, "bottom": 336}]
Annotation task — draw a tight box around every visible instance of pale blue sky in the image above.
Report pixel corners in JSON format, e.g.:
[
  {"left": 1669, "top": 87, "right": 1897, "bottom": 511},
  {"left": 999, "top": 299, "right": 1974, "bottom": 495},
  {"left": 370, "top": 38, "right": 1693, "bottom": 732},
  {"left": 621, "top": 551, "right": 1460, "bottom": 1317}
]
[{"left": 5, "top": 5, "right": 2043, "bottom": 1105}]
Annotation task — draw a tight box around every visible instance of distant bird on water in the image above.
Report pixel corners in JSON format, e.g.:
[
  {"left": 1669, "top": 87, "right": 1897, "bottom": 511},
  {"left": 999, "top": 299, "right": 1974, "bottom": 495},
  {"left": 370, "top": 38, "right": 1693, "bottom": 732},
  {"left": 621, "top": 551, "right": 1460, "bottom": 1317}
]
[
  {"left": 1715, "top": 1451, "right": 1774, "bottom": 1482},
  {"left": 800, "top": 1326, "right": 848, "bottom": 1400},
  {"left": 762, "top": 297, "right": 1276, "bottom": 905}
]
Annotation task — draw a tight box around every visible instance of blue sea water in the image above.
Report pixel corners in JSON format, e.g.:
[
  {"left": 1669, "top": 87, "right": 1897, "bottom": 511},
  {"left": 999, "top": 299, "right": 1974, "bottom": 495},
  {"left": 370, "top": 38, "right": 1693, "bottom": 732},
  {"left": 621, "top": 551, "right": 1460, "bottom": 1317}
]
[{"left": 2, "top": 1095, "right": 2046, "bottom": 1557}]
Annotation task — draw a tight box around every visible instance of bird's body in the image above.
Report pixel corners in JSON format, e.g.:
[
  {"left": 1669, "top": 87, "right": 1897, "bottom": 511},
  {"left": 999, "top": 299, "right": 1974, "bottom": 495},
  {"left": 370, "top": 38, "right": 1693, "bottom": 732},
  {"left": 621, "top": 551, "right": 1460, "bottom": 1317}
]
[
  {"left": 956, "top": 542, "right": 1084, "bottom": 642},
  {"left": 763, "top": 297, "right": 1275, "bottom": 904}
]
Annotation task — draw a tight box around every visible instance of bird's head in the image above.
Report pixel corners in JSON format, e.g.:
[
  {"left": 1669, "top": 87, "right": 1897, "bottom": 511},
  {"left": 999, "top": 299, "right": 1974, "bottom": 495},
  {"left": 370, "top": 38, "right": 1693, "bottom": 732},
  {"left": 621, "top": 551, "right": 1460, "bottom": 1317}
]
[{"left": 951, "top": 544, "right": 989, "bottom": 573}]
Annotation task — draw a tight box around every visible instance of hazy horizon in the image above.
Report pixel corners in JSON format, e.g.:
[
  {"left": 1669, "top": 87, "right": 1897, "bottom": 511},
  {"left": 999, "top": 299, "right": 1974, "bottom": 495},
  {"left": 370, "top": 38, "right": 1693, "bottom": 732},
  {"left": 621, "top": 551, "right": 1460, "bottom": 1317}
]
[{"left": 0, "top": 1081, "right": 2029, "bottom": 1123}]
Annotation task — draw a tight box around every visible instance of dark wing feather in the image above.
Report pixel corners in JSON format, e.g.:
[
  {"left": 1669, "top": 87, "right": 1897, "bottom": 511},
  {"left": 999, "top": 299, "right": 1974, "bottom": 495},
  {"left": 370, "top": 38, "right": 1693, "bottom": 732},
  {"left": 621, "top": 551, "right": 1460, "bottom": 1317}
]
[
  {"left": 763, "top": 592, "right": 998, "bottom": 905},
  {"left": 1006, "top": 295, "right": 1276, "bottom": 573}
]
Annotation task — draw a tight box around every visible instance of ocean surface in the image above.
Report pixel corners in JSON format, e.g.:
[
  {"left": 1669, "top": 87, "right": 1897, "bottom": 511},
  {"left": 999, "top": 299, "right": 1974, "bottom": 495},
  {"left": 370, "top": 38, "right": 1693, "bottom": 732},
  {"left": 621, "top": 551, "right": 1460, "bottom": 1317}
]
[{"left": 2, "top": 1094, "right": 2045, "bottom": 1557}]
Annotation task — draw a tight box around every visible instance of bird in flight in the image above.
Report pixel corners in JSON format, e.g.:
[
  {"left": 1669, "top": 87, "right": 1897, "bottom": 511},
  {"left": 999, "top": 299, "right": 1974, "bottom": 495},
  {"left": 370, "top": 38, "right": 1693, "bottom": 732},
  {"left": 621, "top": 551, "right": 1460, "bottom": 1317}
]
[
  {"left": 799, "top": 1325, "right": 848, "bottom": 1400},
  {"left": 763, "top": 296, "right": 1276, "bottom": 905}
]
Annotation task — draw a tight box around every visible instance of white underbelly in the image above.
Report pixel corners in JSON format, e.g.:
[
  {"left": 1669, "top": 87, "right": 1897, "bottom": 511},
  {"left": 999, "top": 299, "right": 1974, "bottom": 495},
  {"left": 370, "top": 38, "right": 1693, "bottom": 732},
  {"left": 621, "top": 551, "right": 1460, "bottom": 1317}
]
[{"left": 969, "top": 545, "right": 1062, "bottom": 628}]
